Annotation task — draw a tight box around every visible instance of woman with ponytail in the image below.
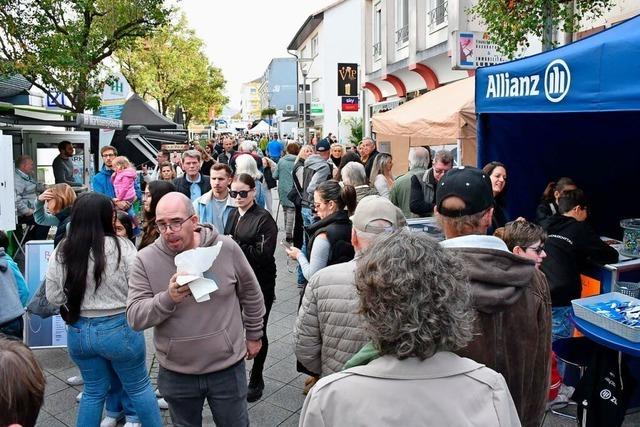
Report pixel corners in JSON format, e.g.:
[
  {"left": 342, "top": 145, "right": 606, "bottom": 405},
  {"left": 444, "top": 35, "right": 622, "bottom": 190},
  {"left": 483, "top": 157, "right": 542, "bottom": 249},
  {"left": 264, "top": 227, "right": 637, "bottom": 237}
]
[
  {"left": 535, "top": 177, "right": 577, "bottom": 224},
  {"left": 286, "top": 180, "right": 356, "bottom": 282},
  {"left": 45, "top": 192, "right": 161, "bottom": 427}
]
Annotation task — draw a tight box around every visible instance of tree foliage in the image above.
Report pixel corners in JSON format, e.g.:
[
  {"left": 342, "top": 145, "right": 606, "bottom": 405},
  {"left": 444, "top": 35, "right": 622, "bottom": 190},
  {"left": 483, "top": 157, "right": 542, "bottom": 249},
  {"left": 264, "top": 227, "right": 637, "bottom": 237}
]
[
  {"left": 117, "top": 13, "right": 227, "bottom": 127},
  {"left": 469, "top": 0, "right": 615, "bottom": 57},
  {"left": 0, "top": 0, "right": 170, "bottom": 112},
  {"left": 343, "top": 117, "right": 363, "bottom": 146}
]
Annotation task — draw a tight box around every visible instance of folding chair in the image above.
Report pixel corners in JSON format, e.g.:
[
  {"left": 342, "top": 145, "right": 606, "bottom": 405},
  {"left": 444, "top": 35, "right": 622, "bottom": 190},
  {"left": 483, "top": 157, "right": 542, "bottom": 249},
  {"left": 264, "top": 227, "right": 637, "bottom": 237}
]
[{"left": 11, "top": 222, "right": 35, "bottom": 258}]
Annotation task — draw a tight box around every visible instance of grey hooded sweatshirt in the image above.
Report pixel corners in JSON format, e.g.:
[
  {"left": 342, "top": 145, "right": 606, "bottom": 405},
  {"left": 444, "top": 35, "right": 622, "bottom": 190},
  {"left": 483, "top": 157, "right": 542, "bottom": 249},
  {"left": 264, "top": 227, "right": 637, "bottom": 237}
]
[{"left": 127, "top": 224, "right": 265, "bottom": 375}]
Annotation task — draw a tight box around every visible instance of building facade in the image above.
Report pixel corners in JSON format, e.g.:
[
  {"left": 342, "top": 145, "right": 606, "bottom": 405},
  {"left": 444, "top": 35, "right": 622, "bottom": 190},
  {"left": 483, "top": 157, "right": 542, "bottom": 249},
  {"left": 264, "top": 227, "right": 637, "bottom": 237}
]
[
  {"left": 258, "top": 58, "right": 297, "bottom": 116},
  {"left": 288, "top": 0, "right": 363, "bottom": 144},
  {"left": 240, "top": 78, "right": 261, "bottom": 122}
]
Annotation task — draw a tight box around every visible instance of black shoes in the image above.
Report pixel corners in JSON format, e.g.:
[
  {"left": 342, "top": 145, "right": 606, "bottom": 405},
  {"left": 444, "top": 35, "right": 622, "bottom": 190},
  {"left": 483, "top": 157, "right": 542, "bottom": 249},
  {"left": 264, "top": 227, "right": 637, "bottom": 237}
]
[{"left": 247, "top": 376, "right": 265, "bottom": 402}]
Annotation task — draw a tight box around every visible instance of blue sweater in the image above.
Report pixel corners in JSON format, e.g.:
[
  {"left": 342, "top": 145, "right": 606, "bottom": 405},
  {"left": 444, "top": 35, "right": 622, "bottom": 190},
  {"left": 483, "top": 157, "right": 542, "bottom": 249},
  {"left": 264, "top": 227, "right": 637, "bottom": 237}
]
[
  {"left": 0, "top": 248, "right": 25, "bottom": 323},
  {"left": 92, "top": 165, "right": 141, "bottom": 201}
]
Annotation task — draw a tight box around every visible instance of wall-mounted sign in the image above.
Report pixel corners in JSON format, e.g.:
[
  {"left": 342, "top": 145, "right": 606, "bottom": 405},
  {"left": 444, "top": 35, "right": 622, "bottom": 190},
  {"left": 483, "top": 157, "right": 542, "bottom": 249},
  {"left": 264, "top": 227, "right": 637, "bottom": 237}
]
[
  {"left": 452, "top": 31, "right": 508, "bottom": 70},
  {"left": 341, "top": 96, "right": 359, "bottom": 112},
  {"left": 338, "top": 63, "right": 358, "bottom": 97},
  {"left": 310, "top": 103, "right": 324, "bottom": 116}
]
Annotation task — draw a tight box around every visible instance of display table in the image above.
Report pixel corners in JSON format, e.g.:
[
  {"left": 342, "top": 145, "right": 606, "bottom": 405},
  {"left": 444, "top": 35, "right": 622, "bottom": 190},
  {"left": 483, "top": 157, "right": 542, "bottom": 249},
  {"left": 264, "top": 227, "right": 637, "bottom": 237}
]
[{"left": 571, "top": 313, "right": 640, "bottom": 357}]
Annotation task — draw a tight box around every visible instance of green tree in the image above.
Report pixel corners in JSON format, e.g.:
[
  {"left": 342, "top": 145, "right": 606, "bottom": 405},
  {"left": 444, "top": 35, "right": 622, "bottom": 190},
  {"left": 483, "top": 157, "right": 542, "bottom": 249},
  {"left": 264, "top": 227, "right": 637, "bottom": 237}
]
[
  {"left": 118, "top": 13, "right": 227, "bottom": 126},
  {"left": 0, "top": 0, "right": 170, "bottom": 112},
  {"left": 469, "top": 0, "right": 615, "bottom": 56},
  {"left": 343, "top": 117, "right": 363, "bottom": 146}
]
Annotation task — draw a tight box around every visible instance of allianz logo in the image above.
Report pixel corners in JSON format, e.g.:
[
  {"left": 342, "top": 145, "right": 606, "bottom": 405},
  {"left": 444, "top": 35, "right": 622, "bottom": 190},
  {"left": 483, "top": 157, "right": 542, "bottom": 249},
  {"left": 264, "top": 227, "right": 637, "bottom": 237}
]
[{"left": 485, "top": 59, "right": 571, "bottom": 103}]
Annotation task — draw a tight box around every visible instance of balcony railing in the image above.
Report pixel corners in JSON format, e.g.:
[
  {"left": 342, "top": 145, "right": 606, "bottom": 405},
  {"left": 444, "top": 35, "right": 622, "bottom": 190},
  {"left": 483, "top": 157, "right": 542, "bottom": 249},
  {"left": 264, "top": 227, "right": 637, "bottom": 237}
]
[
  {"left": 396, "top": 25, "right": 409, "bottom": 46},
  {"left": 373, "top": 42, "right": 382, "bottom": 58},
  {"left": 427, "top": 1, "right": 448, "bottom": 32}
]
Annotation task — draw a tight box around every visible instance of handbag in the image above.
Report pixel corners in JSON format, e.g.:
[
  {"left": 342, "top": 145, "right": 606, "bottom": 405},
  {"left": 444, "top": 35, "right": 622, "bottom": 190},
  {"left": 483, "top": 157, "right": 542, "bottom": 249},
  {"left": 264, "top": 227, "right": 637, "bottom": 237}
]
[
  {"left": 287, "top": 185, "right": 302, "bottom": 207},
  {"left": 26, "top": 278, "right": 60, "bottom": 318}
]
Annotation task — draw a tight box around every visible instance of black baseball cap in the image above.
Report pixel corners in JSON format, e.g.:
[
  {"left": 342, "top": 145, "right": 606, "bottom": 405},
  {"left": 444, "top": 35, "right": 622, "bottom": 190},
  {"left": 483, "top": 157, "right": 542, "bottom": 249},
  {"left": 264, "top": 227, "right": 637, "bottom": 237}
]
[
  {"left": 316, "top": 138, "right": 331, "bottom": 152},
  {"left": 435, "top": 166, "right": 494, "bottom": 217}
]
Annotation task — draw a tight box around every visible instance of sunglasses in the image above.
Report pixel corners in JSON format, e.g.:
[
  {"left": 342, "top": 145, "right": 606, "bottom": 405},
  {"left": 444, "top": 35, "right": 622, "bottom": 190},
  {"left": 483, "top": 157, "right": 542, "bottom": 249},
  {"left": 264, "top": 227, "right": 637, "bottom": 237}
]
[
  {"left": 230, "top": 190, "right": 252, "bottom": 198},
  {"left": 525, "top": 245, "right": 545, "bottom": 254}
]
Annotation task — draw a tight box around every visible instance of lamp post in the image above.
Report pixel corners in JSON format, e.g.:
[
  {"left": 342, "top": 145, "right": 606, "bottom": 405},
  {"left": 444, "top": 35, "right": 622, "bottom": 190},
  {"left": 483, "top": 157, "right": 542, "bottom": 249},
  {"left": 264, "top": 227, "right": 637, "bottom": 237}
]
[{"left": 298, "top": 57, "right": 313, "bottom": 145}]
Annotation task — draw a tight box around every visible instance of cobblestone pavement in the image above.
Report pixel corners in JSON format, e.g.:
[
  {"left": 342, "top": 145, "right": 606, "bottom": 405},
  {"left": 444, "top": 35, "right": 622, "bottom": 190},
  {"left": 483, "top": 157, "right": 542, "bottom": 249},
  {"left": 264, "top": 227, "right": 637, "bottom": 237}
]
[{"left": 32, "top": 192, "right": 640, "bottom": 426}]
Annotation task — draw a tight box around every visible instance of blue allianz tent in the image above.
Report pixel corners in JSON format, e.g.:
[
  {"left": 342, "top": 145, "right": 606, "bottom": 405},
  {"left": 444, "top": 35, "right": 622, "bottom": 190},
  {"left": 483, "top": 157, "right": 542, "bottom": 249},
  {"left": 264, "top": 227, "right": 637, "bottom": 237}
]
[{"left": 476, "top": 16, "right": 640, "bottom": 237}]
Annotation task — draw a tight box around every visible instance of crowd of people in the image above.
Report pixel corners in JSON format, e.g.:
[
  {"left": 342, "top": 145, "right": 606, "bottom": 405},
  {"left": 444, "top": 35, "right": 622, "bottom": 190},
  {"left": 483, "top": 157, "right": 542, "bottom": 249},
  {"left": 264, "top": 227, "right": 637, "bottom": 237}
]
[{"left": 1, "top": 132, "right": 622, "bottom": 427}]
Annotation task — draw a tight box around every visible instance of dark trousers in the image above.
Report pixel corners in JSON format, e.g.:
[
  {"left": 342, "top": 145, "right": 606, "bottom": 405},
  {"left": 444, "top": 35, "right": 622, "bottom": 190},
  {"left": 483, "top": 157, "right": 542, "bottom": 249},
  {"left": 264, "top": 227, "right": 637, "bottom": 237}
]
[
  {"left": 17, "top": 215, "right": 50, "bottom": 242},
  {"left": 158, "top": 360, "right": 248, "bottom": 427},
  {"left": 250, "top": 284, "right": 275, "bottom": 382},
  {"left": 293, "top": 205, "right": 304, "bottom": 249}
]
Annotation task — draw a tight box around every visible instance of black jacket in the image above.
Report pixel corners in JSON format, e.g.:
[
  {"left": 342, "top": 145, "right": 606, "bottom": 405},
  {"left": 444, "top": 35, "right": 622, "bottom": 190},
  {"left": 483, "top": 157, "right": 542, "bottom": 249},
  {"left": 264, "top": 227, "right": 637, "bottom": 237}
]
[
  {"left": 224, "top": 204, "right": 278, "bottom": 287},
  {"left": 410, "top": 169, "right": 436, "bottom": 217},
  {"left": 305, "top": 210, "right": 354, "bottom": 267},
  {"left": 173, "top": 175, "right": 211, "bottom": 199},
  {"left": 363, "top": 150, "right": 379, "bottom": 181},
  {"left": 53, "top": 207, "right": 72, "bottom": 248},
  {"left": 535, "top": 201, "right": 558, "bottom": 225},
  {"left": 540, "top": 215, "right": 619, "bottom": 306}
]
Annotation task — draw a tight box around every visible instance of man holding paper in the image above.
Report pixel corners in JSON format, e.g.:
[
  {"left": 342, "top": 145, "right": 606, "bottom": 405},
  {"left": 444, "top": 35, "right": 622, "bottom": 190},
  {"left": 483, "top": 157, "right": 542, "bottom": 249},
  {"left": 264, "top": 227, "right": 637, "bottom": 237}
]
[{"left": 127, "top": 192, "right": 266, "bottom": 427}]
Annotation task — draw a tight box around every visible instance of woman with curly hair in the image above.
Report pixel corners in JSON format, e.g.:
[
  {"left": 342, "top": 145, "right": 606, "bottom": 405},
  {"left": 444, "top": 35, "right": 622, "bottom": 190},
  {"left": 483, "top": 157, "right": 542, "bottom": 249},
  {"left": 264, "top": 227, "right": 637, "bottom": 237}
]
[{"left": 299, "top": 230, "right": 520, "bottom": 427}]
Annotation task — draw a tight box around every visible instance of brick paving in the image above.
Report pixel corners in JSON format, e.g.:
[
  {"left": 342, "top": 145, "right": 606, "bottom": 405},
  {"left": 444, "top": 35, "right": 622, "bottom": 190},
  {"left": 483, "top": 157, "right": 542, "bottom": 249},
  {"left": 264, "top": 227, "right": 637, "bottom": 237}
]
[{"left": 33, "top": 191, "right": 640, "bottom": 426}]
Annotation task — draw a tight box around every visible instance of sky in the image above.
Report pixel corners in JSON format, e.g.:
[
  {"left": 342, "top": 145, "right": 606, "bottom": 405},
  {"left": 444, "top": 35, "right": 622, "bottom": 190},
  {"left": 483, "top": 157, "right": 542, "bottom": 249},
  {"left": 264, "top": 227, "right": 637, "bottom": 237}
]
[{"left": 179, "top": 0, "right": 332, "bottom": 111}]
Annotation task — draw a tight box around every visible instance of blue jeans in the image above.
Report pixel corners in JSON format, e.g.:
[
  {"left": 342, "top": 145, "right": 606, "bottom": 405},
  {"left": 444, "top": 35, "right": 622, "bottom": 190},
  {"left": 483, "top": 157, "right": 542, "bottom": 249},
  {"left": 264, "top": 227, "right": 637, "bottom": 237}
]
[
  {"left": 158, "top": 361, "right": 248, "bottom": 427},
  {"left": 67, "top": 313, "right": 162, "bottom": 427},
  {"left": 552, "top": 306, "right": 574, "bottom": 342},
  {"left": 105, "top": 375, "right": 138, "bottom": 423}
]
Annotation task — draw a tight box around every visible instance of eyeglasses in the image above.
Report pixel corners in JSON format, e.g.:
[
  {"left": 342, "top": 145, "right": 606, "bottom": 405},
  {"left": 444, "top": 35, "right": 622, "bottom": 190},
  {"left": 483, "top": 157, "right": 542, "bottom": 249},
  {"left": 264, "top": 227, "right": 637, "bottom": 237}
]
[
  {"left": 525, "top": 245, "right": 545, "bottom": 254},
  {"left": 155, "top": 215, "right": 194, "bottom": 233},
  {"left": 230, "top": 190, "right": 252, "bottom": 198}
]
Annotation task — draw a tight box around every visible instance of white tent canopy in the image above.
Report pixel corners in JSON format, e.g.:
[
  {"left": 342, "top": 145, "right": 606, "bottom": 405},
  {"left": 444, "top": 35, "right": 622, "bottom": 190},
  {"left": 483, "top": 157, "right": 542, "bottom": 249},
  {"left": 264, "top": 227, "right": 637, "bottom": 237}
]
[{"left": 248, "top": 120, "right": 276, "bottom": 134}]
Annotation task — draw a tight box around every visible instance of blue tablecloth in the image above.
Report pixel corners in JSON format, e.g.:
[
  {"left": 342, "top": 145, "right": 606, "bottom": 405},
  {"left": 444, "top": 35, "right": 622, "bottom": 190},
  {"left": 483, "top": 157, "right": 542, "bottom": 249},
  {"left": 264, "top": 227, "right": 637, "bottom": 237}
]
[{"left": 571, "top": 312, "right": 640, "bottom": 357}]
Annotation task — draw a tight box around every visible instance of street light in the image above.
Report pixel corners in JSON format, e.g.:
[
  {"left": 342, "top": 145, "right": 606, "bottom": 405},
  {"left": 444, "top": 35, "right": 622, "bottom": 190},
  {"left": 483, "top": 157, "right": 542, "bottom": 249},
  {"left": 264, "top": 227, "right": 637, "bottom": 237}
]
[{"left": 298, "top": 57, "right": 313, "bottom": 145}]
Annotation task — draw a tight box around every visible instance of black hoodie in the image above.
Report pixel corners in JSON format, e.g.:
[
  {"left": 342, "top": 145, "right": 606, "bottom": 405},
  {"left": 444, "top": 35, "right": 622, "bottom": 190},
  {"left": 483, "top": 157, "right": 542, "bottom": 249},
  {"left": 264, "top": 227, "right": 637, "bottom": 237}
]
[{"left": 540, "top": 214, "right": 618, "bottom": 306}]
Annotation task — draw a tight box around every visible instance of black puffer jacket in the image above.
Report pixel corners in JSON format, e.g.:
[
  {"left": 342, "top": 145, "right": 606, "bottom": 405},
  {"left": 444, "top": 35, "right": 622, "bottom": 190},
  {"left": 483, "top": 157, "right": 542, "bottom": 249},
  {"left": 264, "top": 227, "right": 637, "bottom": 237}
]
[
  {"left": 540, "top": 214, "right": 618, "bottom": 306},
  {"left": 305, "top": 210, "right": 354, "bottom": 267},
  {"left": 224, "top": 204, "right": 278, "bottom": 288}
]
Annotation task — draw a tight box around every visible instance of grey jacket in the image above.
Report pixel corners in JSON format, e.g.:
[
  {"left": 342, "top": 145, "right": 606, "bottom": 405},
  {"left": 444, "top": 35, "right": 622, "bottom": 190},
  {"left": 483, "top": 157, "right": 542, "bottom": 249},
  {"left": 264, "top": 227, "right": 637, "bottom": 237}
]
[
  {"left": 127, "top": 224, "right": 265, "bottom": 375},
  {"left": 52, "top": 155, "right": 78, "bottom": 185},
  {"left": 301, "top": 155, "right": 332, "bottom": 207},
  {"left": 0, "top": 248, "right": 24, "bottom": 324},
  {"left": 294, "top": 260, "right": 369, "bottom": 377},
  {"left": 14, "top": 169, "right": 38, "bottom": 216},
  {"left": 300, "top": 352, "right": 521, "bottom": 427}
]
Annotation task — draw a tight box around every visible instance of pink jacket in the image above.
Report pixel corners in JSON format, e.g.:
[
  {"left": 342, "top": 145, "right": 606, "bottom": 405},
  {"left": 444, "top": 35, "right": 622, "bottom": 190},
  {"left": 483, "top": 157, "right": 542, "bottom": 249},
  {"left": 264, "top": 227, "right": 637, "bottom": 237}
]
[{"left": 112, "top": 168, "right": 137, "bottom": 202}]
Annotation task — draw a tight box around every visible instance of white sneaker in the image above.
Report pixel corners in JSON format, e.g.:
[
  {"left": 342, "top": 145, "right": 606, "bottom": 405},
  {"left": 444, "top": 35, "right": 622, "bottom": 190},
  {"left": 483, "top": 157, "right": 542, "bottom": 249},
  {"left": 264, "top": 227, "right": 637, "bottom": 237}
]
[
  {"left": 100, "top": 416, "right": 119, "bottom": 427},
  {"left": 123, "top": 423, "right": 142, "bottom": 427},
  {"left": 76, "top": 392, "right": 83, "bottom": 402},
  {"left": 157, "top": 397, "right": 169, "bottom": 410},
  {"left": 559, "top": 383, "right": 575, "bottom": 400},
  {"left": 67, "top": 375, "right": 84, "bottom": 386},
  {"left": 154, "top": 388, "right": 162, "bottom": 398}
]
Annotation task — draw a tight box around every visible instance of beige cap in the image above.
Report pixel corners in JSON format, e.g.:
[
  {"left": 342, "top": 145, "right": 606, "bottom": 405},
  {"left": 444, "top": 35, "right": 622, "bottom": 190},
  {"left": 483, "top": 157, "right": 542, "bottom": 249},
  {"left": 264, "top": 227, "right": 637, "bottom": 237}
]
[{"left": 350, "top": 195, "right": 407, "bottom": 233}]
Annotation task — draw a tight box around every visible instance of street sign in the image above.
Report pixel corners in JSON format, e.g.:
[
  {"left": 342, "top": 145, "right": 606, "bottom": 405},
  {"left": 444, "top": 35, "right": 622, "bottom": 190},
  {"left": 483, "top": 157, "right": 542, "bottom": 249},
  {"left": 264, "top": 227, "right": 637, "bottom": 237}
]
[
  {"left": 341, "top": 96, "right": 359, "bottom": 111},
  {"left": 310, "top": 103, "right": 324, "bottom": 116}
]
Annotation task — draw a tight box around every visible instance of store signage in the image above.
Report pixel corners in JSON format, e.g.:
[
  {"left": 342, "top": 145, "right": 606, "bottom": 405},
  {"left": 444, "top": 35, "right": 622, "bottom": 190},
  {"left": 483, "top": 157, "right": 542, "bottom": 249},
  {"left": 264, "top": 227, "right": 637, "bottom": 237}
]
[
  {"left": 310, "top": 103, "right": 324, "bottom": 116},
  {"left": 452, "top": 31, "right": 508, "bottom": 70},
  {"left": 76, "top": 113, "right": 123, "bottom": 130},
  {"left": 337, "top": 63, "right": 358, "bottom": 97},
  {"left": 341, "top": 96, "right": 359, "bottom": 112},
  {"left": 161, "top": 143, "right": 190, "bottom": 151},
  {"left": 484, "top": 59, "right": 571, "bottom": 103}
]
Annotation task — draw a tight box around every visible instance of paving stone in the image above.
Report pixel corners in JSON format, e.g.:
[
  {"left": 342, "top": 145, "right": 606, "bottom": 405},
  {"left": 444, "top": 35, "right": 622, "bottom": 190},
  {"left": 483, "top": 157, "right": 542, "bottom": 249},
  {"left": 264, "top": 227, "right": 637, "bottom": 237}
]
[
  {"left": 248, "top": 401, "right": 293, "bottom": 427},
  {"left": 43, "top": 388, "right": 81, "bottom": 416},
  {"left": 263, "top": 358, "right": 301, "bottom": 384},
  {"left": 264, "top": 384, "right": 307, "bottom": 412},
  {"left": 279, "top": 412, "right": 302, "bottom": 427},
  {"left": 44, "top": 374, "right": 69, "bottom": 397},
  {"left": 34, "top": 348, "right": 77, "bottom": 373}
]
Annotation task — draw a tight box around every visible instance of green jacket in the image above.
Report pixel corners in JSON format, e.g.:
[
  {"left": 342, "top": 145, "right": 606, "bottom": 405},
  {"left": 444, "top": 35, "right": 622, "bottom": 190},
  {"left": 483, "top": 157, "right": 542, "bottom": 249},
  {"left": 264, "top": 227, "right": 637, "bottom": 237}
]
[
  {"left": 389, "top": 167, "right": 426, "bottom": 219},
  {"left": 344, "top": 341, "right": 379, "bottom": 369},
  {"left": 273, "top": 154, "right": 297, "bottom": 208}
]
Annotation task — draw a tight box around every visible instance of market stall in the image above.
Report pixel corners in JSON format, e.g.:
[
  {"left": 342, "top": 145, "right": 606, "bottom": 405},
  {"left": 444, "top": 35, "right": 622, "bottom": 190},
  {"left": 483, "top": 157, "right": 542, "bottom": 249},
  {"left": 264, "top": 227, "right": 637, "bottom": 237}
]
[
  {"left": 371, "top": 77, "right": 476, "bottom": 175},
  {"left": 475, "top": 16, "right": 640, "bottom": 240}
]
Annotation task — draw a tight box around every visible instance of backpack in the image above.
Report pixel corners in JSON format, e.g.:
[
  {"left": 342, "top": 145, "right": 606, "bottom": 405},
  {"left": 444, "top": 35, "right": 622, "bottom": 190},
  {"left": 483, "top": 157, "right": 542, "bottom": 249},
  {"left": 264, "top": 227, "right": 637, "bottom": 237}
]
[{"left": 301, "top": 161, "right": 333, "bottom": 207}]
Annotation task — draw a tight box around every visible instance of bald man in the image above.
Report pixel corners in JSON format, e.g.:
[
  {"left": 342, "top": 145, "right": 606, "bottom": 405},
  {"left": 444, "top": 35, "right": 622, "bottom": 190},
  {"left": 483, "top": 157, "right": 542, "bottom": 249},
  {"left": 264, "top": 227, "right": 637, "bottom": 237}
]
[{"left": 127, "top": 192, "right": 265, "bottom": 427}]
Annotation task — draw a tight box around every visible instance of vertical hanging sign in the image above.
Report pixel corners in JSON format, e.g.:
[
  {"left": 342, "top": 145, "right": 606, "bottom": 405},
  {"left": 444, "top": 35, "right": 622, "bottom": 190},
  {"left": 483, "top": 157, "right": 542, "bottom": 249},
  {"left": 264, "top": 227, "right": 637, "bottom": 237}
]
[{"left": 338, "top": 63, "right": 358, "bottom": 97}]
